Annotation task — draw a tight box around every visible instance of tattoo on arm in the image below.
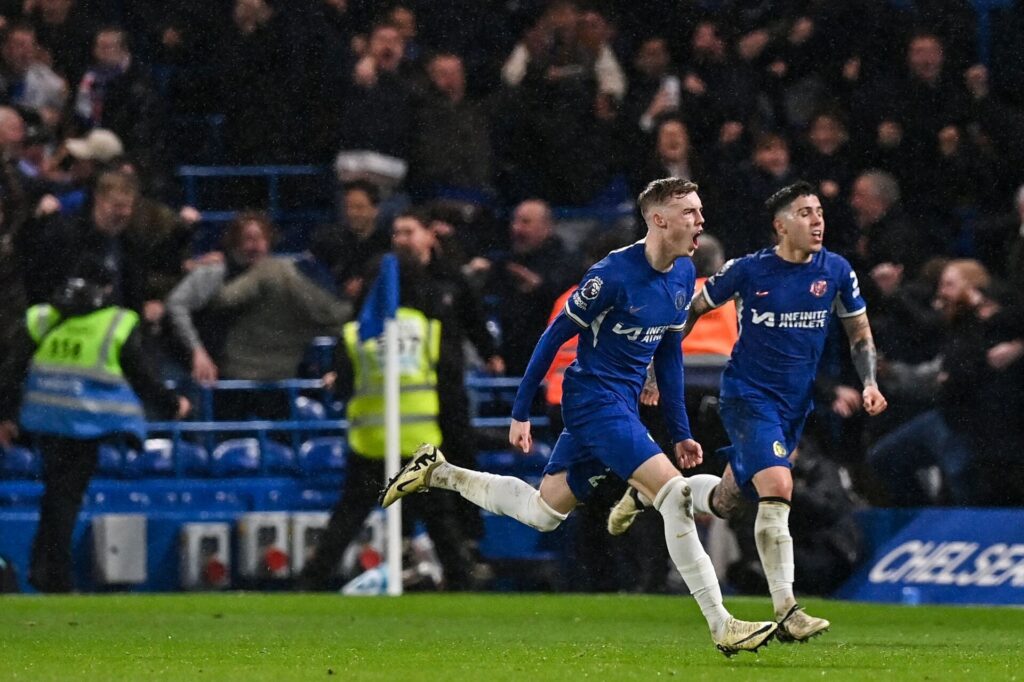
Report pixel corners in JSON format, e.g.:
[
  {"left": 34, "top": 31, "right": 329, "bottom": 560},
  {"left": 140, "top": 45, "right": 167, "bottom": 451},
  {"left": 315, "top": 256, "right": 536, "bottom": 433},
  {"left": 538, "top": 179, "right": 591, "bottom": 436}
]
[
  {"left": 681, "top": 292, "right": 711, "bottom": 338},
  {"left": 644, "top": 362, "right": 657, "bottom": 391},
  {"left": 845, "top": 314, "right": 878, "bottom": 387}
]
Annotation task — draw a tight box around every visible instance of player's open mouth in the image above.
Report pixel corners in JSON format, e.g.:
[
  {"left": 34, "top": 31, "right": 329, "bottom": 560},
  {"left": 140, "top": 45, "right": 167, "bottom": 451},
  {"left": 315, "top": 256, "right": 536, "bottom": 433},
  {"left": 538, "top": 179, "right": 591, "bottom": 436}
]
[
  {"left": 810, "top": 229, "right": 823, "bottom": 241},
  {"left": 692, "top": 230, "right": 702, "bottom": 248}
]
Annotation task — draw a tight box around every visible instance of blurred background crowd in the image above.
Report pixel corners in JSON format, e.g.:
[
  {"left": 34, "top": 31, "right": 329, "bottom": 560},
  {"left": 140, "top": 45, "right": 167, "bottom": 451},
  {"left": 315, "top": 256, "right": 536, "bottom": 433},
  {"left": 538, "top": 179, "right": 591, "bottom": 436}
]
[{"left": 1, "top": 0, "right": 1023, "bottom": 523}]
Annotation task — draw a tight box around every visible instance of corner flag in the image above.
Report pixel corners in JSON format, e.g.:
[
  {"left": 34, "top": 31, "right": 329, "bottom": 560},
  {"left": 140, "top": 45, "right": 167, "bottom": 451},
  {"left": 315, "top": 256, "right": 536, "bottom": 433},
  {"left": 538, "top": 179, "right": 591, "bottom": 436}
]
[{"left": 357, "top": 254, "right": 399, "bottom": 342}]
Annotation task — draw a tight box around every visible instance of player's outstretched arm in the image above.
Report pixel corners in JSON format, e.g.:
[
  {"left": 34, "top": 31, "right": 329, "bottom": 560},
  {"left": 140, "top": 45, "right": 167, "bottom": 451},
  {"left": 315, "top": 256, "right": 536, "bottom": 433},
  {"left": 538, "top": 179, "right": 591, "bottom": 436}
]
[
  {"left": 841, "top": 312, "right": 888, "bottom": 416},
  {"left": 508, "top": 313, "right": 580, "bottom": 452}
]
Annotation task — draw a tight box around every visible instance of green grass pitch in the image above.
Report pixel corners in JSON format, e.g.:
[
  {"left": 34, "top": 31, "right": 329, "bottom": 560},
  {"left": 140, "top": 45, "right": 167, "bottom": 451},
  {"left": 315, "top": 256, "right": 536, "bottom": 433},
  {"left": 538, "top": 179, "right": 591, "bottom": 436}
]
[{"left": 1, "top": 593, "right": 1022, "bottom": 681}]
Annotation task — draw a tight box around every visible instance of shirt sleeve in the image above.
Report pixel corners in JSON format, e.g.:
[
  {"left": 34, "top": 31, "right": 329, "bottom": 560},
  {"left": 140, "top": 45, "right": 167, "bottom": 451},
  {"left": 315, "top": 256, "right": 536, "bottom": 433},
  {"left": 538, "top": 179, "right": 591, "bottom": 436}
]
[
  {"left": 700, "top": 257, "right": 744, "bottom": 309},
  {"left": 510, "top": 313, "right": 580, "bottom": 421},
  {"left": 834, "top": 257, "right": 867, "bottom": 318},
  {"left": 563, "top": 266, "right": 619, "bottom": 328},
  {"left": 653, "top": 329, "right": 692, "bottom": 442}
]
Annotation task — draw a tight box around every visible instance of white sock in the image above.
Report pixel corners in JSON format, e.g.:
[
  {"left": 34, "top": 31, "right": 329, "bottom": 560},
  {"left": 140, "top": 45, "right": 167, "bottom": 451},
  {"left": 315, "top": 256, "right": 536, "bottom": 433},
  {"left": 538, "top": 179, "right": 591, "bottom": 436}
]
[
  {"left": 754, "top": 500, "right": 796, "bottom": 617},
  {"left": 654, "top": 476, "right": 730, "bottom": 636},
  {"left": 686, "top": 474, "right": 721, "bottom": 517},
  {"left": 429, "top": 462, "right": 567, "bottom": 532}
]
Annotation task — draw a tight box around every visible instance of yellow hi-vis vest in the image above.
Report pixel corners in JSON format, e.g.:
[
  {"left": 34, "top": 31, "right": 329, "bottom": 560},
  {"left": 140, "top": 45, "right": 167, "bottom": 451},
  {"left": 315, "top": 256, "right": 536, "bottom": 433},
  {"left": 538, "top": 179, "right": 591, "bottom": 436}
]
[
  {"left": 342, "top": 307, "right": 442, "bottom": 458},
  {"left": 19, "top": 304, "right": 146, "bottom": 441}
]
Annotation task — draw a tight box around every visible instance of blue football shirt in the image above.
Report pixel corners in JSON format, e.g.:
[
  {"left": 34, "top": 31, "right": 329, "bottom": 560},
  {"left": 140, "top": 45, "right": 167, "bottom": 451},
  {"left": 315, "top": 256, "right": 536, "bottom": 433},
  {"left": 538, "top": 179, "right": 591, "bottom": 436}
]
[
  {"left": 701, "top": 247, "right": 866, "bottom": 415},
  {"left": 562, "top": 241, "right": 695, "bottom": 409}
]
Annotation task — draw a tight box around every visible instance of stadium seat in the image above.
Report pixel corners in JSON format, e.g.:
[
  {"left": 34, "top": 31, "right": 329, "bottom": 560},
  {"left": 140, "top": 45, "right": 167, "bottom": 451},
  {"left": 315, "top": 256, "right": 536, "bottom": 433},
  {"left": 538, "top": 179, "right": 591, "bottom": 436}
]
[
  {"left": 176, "top": 489, "right": 246, "bottom": 511},
  {"left": 0, "top": 481, "right": 43, "bottom": 508},
  {"left": 262, "top": 441, "right": 298, "bottom": 476},
  {"left": 210, "top": 438, "right": 261, "bottom": 477},
  {"left": 293, "top": 396, "right": 327, "bottom": 421},
  {"left": 137, "top": 439, "right": 209, "bottom": 477},
  {"left": 96, "top": 444, "right": 125, "bottom": 478},
  {"left": 86, "top": 489, "right": 153, "bottom": 511},
  {"left": 298, "top": 437, "right": 346, "bottom": 477},
  {"left": 0, "top": 446, "right": 41, "bottom": 480}
]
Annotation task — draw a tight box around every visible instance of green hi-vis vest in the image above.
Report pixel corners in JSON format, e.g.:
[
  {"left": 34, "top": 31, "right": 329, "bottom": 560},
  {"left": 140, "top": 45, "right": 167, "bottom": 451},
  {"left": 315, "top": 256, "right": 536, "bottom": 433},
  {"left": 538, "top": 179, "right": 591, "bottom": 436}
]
[
  {"left": 19, "top": 304, "right": 146, "bottom": 441},
  {"left": 343, "top": 307, "right": 442, "bottom": 458}
]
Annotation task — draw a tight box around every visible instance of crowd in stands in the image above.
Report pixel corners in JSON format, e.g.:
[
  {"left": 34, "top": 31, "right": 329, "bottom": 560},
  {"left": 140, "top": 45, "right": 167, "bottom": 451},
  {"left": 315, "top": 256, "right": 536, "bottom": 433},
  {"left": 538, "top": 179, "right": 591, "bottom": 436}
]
[{"left": 1, "top": 0, "right": 1024, "bottom": 515}]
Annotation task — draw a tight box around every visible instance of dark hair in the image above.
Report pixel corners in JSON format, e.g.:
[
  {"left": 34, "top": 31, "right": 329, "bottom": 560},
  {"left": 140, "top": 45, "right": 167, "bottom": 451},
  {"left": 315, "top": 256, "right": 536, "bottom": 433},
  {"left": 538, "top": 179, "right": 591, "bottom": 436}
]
[
  {"left": 637, "top": 177, "right": 699, "bottom": 219},
  {"left": 223, "top": 210, "right": 276, "bottom": 251},
  {"left": 94, "top": 169, "right": 140, "bottom": 199},
  {"left": 2, "top": 22, "right": 36, "bottom": 43},
  {"left": 764, "top": 180, "right": 816, "bottom": 216},
  {"left": 342, "top": 180, "right": 380, "bottom": 206},
  {"left": 94, "top": 25, "right": 130, "bottom": 51},
  {"left": 754, "top": 132, "right": 788, "bottom": 151},
  {"left": 394, "top": 207, "right": 431, "bottom": 229}
]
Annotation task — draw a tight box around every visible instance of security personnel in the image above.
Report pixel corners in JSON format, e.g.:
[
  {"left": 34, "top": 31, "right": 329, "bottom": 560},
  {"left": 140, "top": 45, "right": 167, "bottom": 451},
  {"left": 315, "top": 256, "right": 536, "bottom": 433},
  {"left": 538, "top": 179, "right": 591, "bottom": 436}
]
[
  {"left": 0, "top": 259, "right": 189, "bottom": 592},
  {"left": 298, "top": 210, "right": 492, "bottom": 591}
]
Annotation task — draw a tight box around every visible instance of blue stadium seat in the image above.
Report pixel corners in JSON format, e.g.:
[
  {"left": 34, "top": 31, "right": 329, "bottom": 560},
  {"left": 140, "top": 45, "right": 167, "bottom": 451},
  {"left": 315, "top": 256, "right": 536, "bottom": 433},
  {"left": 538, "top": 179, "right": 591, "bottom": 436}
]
[
  {"left": 176, "top": 489, "right": 247, "bottom": 511},
  {"left": 294, "top": 396, "right": 327, "bottom": 421},
  {"left": 210, "top": 438, "right": 261, "bottom": 477},
  {"left": 177, "top": 442, "right": 210, "bottom": 477},
  {"left": 96, "top": 444, "right": 125, "bottom": 478},
  {"left": 262, "top": 440, "right": 298, "bottom": 475},
  {"left": 298, "top": 437, "right": 346, "bottom": 477},
  {"left": 86, "top": 489, "right": 153, "bottom": 511},
  {"left": 0, "top": 482, "right": 43, "bottom": 508},
  {"left": 137, "top": 439, "right": 209, "bottom": 477},
  {"left": 0, "top": 446, "right": 41, "bottom": 480},
  {"left": 294, "top": 488, "right": 340, "bottom": 510}
]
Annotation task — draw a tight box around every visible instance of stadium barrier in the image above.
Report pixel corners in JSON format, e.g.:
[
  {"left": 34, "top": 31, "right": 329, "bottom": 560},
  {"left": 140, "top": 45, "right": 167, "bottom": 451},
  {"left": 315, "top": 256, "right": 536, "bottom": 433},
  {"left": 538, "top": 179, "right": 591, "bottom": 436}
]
[{"left": 839, "top": 508, "right": 1024, "bottom": 605}]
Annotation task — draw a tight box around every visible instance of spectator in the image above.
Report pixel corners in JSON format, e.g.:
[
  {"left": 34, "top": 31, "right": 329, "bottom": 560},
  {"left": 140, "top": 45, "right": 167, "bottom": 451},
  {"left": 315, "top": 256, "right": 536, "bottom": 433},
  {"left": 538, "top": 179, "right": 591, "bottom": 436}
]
[
  {"left": 408, "top": 52, "right": 492, "bottom": 198},
  {"left": 220, "top": 0, "right": 298, "bottom": 163},
  {"left": 0, "top": 23, "right": 66, "bottom": 128},
  {"left": 797, "top": 110, "right": 857, "bottom": 253},
  {"left": 678, "top": 19, "right": 758, "bottom": 150},
  {"left": 719, "top": 133, "right": 799, "bottom": 258},
  {"left": 165, "top": 211, "right": 273, "bottom": 384},
  {"left": 335, "top": 21, "right": 414, "bottom": 189},
  {"left": 470, "top": 199, "right": 571, "bottom": 375},
  {"left": 848, "top": 170, "right": 926, "bottom": 282},
  {"left": 73, "top": 26, "right": 167, "bottom": 192},
  {"left": 309, "top": 180, "right": 391, "bottom": 301},
  {"left": 26, "top": 0, "right": 95, "bottom": 85},
  {"left": 18, "top": 169, "right": 150, "bottom": 312},
  {"left": 45, "top": 128, "right": 124, "bottom": 210},
  {"left": 624, "top": 36, "right": 680, "bottom": 137},
  {"left": 632, "top": 116, "right": 701, "bottom": 199},
  {"left": 208, "top": 251, "right": 352, "bottom": 384},
  {"left": 494, "top": 4, "right": 627, "bottom": 204},
  {"left": 869, "top": 259, "right": 1024, "bottom": 506}
]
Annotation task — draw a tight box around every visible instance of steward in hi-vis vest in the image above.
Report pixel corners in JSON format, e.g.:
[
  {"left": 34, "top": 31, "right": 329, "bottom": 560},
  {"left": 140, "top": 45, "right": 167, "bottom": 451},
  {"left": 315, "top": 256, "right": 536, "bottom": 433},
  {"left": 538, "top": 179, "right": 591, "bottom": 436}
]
[
  {"left": 0, "top": 262, "right": 187, "bottom": 593},
  {"left": 20, "top": 303, "right": 147, "bottom": 442},
  {"left": 297, "top": 211, "right": 498, "bottom": 592},
  {"left": 342, "top": 306, "right": 442, "bottom": 458}
]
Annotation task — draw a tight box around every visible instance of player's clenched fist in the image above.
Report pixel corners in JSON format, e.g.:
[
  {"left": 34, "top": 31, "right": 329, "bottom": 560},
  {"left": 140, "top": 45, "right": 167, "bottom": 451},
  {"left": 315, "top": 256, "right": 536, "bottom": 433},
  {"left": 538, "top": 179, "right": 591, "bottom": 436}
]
[{"left": 509, "top": 419, "right": 533, "bottom": 454}]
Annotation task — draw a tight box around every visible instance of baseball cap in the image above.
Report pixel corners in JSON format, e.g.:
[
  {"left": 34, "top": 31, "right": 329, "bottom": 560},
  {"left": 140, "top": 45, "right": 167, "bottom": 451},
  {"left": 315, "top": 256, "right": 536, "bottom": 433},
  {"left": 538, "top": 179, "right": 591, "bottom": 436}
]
[{"left": 65, "top": 129, "right": 124, "bottom": 162}]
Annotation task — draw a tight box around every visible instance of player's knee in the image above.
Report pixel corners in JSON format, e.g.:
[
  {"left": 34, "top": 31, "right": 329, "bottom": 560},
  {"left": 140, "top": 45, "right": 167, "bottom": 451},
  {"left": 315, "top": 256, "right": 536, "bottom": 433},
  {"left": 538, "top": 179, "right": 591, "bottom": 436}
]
[
  {"left": 710, "top": 484, "right": 743, "bottom": 520},
  {"left": 652, "top": 476, "right": 691, "bottom": 515},
  {"left": 525, "top": 491, "right": 567, "bottom": 532}
]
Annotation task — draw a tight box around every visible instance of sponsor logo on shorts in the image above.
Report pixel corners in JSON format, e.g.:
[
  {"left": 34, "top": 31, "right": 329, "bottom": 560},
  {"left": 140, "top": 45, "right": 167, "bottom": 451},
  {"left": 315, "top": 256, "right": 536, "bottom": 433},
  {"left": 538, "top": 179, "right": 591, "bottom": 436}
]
[{"left": 772, "top": 441, "right": 788, "bottom": 458}]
